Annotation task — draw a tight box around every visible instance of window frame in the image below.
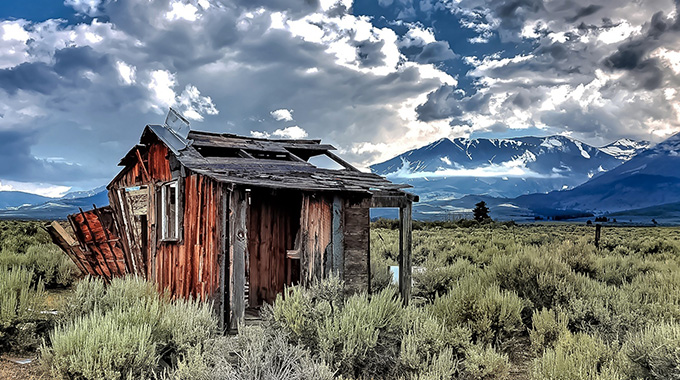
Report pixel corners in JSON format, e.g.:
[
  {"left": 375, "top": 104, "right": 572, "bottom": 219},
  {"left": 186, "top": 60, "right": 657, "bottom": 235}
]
[{"left": 160, "top": 180, "right": 180, "bottom": 242}]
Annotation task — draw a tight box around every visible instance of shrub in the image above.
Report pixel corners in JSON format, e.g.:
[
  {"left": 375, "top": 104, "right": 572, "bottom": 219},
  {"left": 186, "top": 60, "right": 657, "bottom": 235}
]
[
  {"left": 42, "top": 276, "right": 217, "bottom": 379},
  {"left": 0, "top": 265, "right": 46, "bottom": 352},
  {"left": 178, "top": 325, "right": 334, "bottom": 380},
  {"left": 529, "top": 308, "right": 568, "bottom": 353},
  {"left": 0, "top": 244, "right": 77, "bottom": 288},
  {"left": 44, "top": 308, "right": 158, "bottom": 380},
  {"left": 623, "top": 322, "right": 680, "bottom": 380},
  {"left": 530, "top": 332, "right": 620, "bottom": 380},
  {"left": 317, "top": 287, "right": 404, "bottom": 378},
  {"left": 430, "top": 276, "right": 525, "bottom": 350},
  {"left": 371, "top": 253, "right": 395, "bottom": 293},
  {"left": 489, "top": 246, "right": 581, "bottom": 313},
  {"left": 414, "top": 258, "right": 479, "bottom": 302},
  {"left": 411, "top": 347, "right": 459, "bottom": 380},
  {"left": 400, "top": 306, "right": 471, "bottom": 374},
  {"left": 462, "top": 344, "right": 510, "bottom": 380}
]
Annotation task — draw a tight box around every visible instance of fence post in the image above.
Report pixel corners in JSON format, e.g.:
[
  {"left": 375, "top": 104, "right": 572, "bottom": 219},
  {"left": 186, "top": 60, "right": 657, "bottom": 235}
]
[{"left": 595, "top": 224, "right": 602, "bottom": 248}]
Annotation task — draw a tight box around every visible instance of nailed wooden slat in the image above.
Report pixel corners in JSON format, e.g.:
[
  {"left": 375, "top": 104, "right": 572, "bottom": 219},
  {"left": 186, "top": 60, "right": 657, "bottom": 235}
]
[
  {"left": 399, "top": 202, "right": 413, "bottom": 304},
  {"left": 45, "top": 222, "right": 88, "bottom": 275},
  {"left": 229, "top": 188, "right": 248, "bottom": 330}
]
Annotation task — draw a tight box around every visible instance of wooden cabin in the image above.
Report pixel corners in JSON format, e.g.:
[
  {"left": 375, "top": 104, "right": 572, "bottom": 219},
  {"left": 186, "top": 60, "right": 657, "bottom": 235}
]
[{"left": 48, "top": 112, "right": 417, "bottom": 330}]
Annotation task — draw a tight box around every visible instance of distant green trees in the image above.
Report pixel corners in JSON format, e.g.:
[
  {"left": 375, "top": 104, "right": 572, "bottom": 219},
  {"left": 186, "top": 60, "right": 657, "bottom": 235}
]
[{"left": 473, "top": 201, "right": 490, "bottom": 222}]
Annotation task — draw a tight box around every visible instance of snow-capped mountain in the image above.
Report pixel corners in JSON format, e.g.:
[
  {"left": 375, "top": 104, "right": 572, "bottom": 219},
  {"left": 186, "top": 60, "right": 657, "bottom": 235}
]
[
  {"left": 371, "top": 135, "right": 627, "bottom": 200},
  {"left": 0, "top": 187, "right": 109, "bottom": 220},
  {"left": 517, "top": 132, "right": 680, "bottom": 213},
  {"left": 599, "top": 139, "right": 650, "bottom": 161}
]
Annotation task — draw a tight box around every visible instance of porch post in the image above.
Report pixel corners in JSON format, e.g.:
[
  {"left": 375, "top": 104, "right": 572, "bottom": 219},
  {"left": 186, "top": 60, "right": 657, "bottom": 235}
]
[{"left": 398, "top": 201, "right": 412, "bottom": 304}]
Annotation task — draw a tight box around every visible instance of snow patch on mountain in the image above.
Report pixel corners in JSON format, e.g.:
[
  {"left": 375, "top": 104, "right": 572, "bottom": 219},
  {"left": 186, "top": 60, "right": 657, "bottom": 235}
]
[{"left": 600, "top": 139, "right": 650, "bottom": 161}]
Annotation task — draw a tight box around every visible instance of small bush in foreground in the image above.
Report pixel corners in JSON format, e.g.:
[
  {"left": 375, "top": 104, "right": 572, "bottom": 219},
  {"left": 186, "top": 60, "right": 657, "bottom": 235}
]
[
  {"left": 530, "top": 332, "right": 620, "bottom": 380},
  {"left": 462, "top": 344, "right": 510, "bottom": 380},
  {"left": 431, "top": 276, "right": 525, "bottom": 349},
  {"left": 529, "top": 308, "right": 568, "bottom": 354},
  {"left": 42, "top": 276, "right": 217, "bottom": 380},
  {"left": 623, "top": 322, "right": 680, "bottom": 380},
  {"left": 175, "top": 325, "right": 334, "bottom": 380},
  {"left": 0, "top": 265, "right": 47, "bottom": 352}
]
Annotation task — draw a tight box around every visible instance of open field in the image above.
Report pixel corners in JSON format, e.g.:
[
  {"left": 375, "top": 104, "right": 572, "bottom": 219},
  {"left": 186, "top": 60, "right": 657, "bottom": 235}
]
[{"left": 2, "top": 220, "right": 680, "bottom": 379}]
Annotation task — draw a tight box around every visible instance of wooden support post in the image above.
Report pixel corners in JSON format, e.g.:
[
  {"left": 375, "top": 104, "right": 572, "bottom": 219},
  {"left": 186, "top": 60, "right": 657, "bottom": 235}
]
[
  {"left": 398, "top": 202, "right": 412, "bottom": 304},
  {"left": 219, "top": 186, "right": 229, "bottom": 332},
  {"left": 595, "top": 224, "right": 602, "bottom": 248},
  {"left": 229, "top": 188, "right": 248, "bottom": 331},
  {"left": 332, "top": 196, "right": 344, "bottom": 278}
]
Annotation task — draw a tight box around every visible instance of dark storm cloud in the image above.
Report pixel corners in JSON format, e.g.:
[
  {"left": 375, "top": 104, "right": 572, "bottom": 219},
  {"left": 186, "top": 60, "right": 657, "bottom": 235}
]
[
  {"left": 0, "top": 62, "right": 60, "bottom": 94},
  {"left": 355, "top": 40, "right": 387, "bottom": 67},
  {"left": 0, "top": 46, "right": 113, "bottom": 95},
  {"left": 0, "top": 129, "right": 96, "bottom": 184},
  {"left": 415, "top": 85, "right": 492, "bottom": 122},
  {"left": 53, "top": 46, "right": 110, "bottom": 76},
  {"left": 566, "top": 4, "right": 602, "bottom": 23},
  {"left": 604, "top": 8, "right": 680, "bottom": 90},
  {"left": 413, "top": 41, "right": 457, "bottom": 63}
]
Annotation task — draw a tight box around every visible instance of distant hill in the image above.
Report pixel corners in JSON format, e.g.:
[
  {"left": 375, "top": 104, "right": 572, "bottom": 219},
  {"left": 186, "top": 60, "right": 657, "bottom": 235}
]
[
  {"left": 371, "top": 135, "right": 629, "bottom": 200},
  {"left": 0, "top": 191, "right": 54, "bottom": 210},
  {"left": 0, "top": 188, "right": 109, "bottom": 220}
]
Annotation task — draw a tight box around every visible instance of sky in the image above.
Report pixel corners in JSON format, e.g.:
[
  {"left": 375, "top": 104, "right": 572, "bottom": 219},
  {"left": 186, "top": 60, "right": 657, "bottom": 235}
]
[{"left": 0, "top": 0, "right": 679, "bottom": 197}]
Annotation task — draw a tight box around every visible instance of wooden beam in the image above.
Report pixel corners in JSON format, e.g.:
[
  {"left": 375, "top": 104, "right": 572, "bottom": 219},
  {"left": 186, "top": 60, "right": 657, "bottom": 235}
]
[
  {"left": 219, "top": 185, "right": 229, "bottom": 332},
  {"left": 237, "top": 149, "right": 254, "bottom": 159},
  {"left": 332, "top": 195, "right": 344, "bottom": 277},
  {"left": 370, "top": 195, "right": 410, "bottom": 208},
  {"left": 398, "top": 202, "right": 412, "bottom": 305},
  {"left": 325, "top": 151, "right": 359, "bottom": 171},
  {"left": 135, "top": 148, "right": 150, "bottom": 183},
  {"left": 229, "top": 188, "right": 248, "bottom": 331}
]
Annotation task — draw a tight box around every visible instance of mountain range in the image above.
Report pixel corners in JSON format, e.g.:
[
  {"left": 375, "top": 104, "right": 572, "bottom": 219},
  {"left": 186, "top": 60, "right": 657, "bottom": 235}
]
[
  {"left": 371, "top": 135, "right": 650, "bottom": 201},
  {"left": 0, "top": 186, "right": 109, "bottom": 220},
  {"left": 371, "top": 133, "right": 680, "bottom": 223}
]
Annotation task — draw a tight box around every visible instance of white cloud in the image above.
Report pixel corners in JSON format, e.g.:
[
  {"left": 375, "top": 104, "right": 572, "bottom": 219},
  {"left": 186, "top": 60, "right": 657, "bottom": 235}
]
[
  {"left": 249, "top": 126, "right": 308, "bottom": 139},
  {"left": 273, "top": 126, "right": 308, "bottom": 139},
  {"left": 64, "top": 0, "right": 103, "bottom": 16},
  {"left": 270, "top": 109, "right": 294, "bottom": 121},
  {"left": 0, "top": 179, "right": 71, "bottom": 198},
  {"left": 147, "top": 70, "right": 177, "bottom": 112},
  {"left": 116, "top": 61, "right": 136, "bottom": 85},
  {"left": 165, "top": 1, "right": 200, "bottom": 22}
]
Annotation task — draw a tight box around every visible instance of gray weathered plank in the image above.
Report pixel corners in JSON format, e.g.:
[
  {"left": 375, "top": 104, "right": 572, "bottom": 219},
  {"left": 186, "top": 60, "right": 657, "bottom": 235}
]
[
  {"left": 399, "top": 202, "right": 413, "bottom": 304},
  {"left": 229, "top": 188, "right": 247, "bottom": 331}
]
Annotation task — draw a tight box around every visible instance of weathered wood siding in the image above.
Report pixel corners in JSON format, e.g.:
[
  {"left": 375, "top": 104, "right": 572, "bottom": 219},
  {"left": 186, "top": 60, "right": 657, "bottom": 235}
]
[
  {"left": 47, "top": 207, "right": 128, "bottom": 282},
  {"left": 300, "top": 194, "right": 333, "bottom": 286},
  {"left": 108, "top": 140, "right": 223, "bottom": 302},
  {"left": 247, "top": 190, "right": 300, "bottom": 306},
  {"left": 343, "top": 198, "right": 370, "bottom": 295}
]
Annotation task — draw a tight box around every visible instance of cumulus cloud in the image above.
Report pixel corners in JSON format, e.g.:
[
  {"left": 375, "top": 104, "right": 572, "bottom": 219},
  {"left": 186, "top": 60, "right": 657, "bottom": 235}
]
[
  {"left": 250, "top": 126, "right": 309, "bottom": 139},
  {"left": 270, "top": 108, "right": 294, "bottom": 121},
  {"left": 2, "top": 0, "right": 680, "bottom": 195}
]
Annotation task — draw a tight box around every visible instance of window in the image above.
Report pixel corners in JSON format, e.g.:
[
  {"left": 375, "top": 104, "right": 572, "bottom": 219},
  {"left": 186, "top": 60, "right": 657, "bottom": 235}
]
[{"left": 161, "top": 180, "right": 179, "bottom": 241}]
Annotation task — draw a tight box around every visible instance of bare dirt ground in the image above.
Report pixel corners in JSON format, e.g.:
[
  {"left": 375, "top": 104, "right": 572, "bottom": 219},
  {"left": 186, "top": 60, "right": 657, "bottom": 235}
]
[{"left": 0, "top": 356, "right": 49, "bottom": 380}]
